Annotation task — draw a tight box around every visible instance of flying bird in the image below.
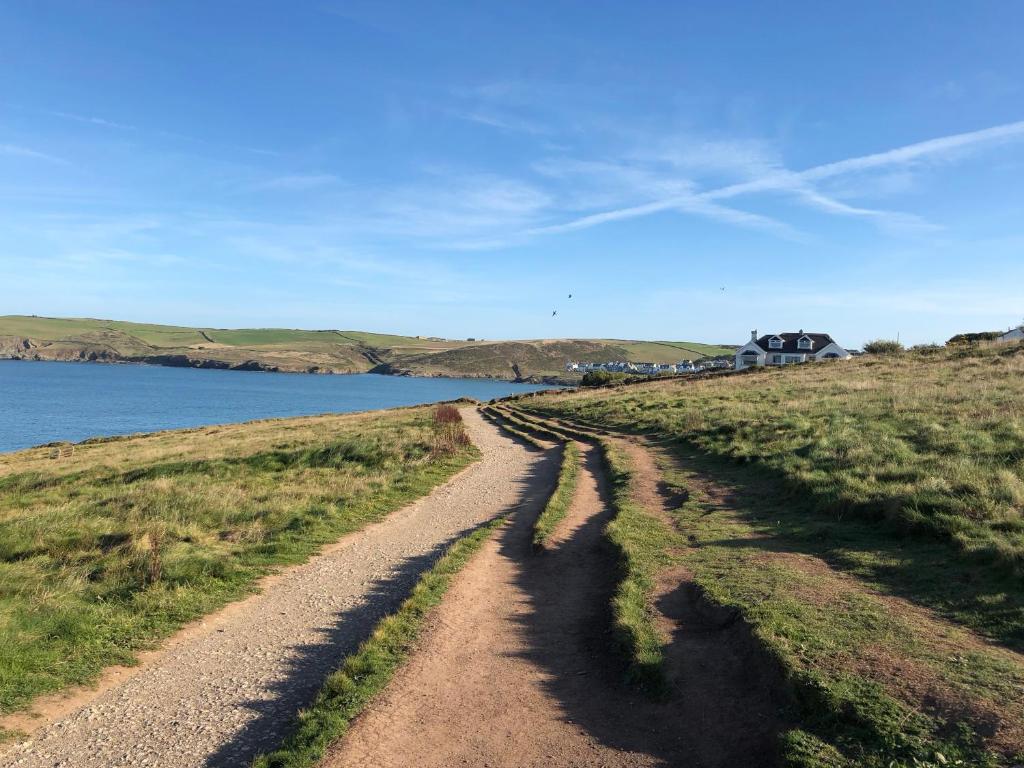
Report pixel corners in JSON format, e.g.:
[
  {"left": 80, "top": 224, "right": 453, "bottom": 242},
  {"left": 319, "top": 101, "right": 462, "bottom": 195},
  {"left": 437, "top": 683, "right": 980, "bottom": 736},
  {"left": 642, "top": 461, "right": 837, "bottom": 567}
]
[
  {"left": 552, "top": 310, "right": 558, "bottom": 317},
  {"left": 568, "top": 293, "right": 573, "bottom": 299},
  {"left": 720, "top": 286, "right": 726, "bottom": 292}
]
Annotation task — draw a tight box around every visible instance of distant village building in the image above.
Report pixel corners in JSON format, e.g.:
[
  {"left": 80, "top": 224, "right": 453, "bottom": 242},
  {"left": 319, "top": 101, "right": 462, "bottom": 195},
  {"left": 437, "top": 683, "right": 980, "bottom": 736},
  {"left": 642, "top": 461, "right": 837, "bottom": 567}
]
[
  {"left": 734, "top": 330, "right": 850, "bottom": 370},
  {"left": 997, "top": 326, "right": 1024, "bottom": 343},
  {"left": 564, "top": 358, "right": 727, "bottom": 375}
]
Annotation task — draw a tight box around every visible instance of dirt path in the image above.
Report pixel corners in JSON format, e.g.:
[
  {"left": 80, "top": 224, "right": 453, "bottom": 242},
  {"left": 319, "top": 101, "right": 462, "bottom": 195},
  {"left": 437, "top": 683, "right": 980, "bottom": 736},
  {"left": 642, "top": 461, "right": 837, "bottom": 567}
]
[
  {"left": 325, "top": 440, "right": 784, "bottom": 768},
  {"left": 0, "top": 409, "right": 560, "bottom": 768}
]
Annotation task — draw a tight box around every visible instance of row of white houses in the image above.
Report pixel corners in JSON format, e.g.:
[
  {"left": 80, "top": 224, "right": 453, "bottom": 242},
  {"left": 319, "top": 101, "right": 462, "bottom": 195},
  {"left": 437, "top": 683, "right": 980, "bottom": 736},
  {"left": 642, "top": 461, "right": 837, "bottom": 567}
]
[{"left": 564, "top": 359, "right": 730, "bottom": 375}]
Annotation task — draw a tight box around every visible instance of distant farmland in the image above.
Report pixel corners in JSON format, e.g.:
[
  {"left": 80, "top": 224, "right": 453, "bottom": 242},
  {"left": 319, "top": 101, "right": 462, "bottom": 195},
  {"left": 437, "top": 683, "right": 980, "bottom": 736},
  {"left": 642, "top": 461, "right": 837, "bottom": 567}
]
[{"left": 0, "top": 315, "right": 733, "bottom": 382}]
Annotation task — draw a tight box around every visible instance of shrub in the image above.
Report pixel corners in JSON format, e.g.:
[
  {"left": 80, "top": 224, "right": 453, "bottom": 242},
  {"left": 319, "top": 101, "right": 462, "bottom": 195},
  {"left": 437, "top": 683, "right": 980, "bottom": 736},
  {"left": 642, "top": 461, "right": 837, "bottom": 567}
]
[
  {"left": 432, "top": 404, "right": 461, "bottom": 425},
  {"left": 947, "top": 331, "right": 1001, "bottom": 345},
  {"left": 863, "top": 339, "right": 904, "bottom": 355},
  {"left": 431, "top": 404, "right": 470, "bottom": 455},
  {"left": 581, "top": 370, "right": 632, "bottom": 387}
]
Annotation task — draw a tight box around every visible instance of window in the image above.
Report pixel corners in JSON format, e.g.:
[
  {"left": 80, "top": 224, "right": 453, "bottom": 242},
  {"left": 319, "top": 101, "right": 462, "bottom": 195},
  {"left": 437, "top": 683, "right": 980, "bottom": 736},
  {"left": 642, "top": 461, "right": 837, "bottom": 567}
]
[
  {"left": 798, "top": 336, "right": 813, "bottom": 349},
  {"left": 771, "top": 354, "right": 782, "bottom": 364},
  {"left": 768, "top": 337, "right": 783, "bottom": 349},
  {"left": 785, "top": 355, "right": 803, "bottom": 364}
]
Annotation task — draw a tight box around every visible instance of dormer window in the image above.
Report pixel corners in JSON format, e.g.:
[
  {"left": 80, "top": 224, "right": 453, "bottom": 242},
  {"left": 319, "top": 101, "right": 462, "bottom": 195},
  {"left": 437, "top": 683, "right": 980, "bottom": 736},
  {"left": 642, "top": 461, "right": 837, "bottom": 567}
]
[
  {"left": 768, "top": 337, "right": 783, "bottom": 349},
  {"left": 798, "top": 336, "right": 813, "bottom": 350}
]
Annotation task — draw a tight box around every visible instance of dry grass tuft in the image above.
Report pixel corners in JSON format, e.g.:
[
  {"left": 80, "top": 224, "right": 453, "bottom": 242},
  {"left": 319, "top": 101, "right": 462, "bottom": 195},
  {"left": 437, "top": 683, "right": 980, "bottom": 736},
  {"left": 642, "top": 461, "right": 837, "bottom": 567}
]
[{"left": 431, "top": 405, "right": 471, "bottom": 456}]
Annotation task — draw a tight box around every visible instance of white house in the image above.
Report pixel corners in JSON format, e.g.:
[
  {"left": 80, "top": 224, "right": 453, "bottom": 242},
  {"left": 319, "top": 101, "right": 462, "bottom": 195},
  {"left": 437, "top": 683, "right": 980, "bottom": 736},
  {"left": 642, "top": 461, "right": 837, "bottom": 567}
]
[
  {"left": 997, "top": 327, "right": 1024, "bottom": 343},
  {"left": 735, "top": 330, "right": 850, "bottom": 370}
]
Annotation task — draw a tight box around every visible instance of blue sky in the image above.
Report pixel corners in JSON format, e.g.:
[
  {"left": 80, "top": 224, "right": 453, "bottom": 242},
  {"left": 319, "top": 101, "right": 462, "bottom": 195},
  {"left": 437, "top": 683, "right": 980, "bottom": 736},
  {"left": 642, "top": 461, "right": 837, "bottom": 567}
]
[{"left": 2, "top": 1, "right": 1023, "bottom": 347}]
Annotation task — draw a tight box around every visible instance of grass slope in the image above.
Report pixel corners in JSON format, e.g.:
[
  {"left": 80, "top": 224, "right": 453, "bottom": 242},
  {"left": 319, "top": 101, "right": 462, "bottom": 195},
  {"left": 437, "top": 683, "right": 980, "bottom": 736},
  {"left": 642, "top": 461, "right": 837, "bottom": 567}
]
[
  {"left": 657, "top": 450, "right": 1024, "bottom": 767},
  {"left": 0, "top": 315, "right": 731, "bottom": 380},
  {"left": 0, "top": 407, "right": 476, "bottom": 718},
  {"left": 523, "top": 344, "right": 1024, "bottom": 571},
  {"left": 517, "top": 344, "right": 1024, "bottom": 766}
]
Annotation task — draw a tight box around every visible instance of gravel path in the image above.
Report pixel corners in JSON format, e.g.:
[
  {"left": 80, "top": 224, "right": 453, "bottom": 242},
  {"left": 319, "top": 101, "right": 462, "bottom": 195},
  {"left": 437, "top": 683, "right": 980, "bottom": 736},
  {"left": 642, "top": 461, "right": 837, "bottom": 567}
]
[{"left": 0, "top": 408, "right": 558, "bottom": 768}]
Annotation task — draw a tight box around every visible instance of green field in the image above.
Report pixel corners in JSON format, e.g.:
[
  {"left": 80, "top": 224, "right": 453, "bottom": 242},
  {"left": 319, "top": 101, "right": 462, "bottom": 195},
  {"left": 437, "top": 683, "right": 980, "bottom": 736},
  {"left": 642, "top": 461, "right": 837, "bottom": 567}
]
[
  {"left": 515, "top": 343, "right": 1024, "bottom": 766},
  {"left": 603, "top": 339, "right": 735, "bottom": 362},
  {"left": 0, "top": 407, "right": 476, "bottom": 719},
  {"left": 0, "top": 315, "right": 733, "bottom": 380}
]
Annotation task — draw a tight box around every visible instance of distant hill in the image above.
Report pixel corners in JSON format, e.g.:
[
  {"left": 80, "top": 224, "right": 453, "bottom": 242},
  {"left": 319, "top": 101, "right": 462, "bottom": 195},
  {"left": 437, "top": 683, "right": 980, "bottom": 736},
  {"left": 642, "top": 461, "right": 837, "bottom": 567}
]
[{"left": 0, "top": 315, "right": 734, "bottom": 383}]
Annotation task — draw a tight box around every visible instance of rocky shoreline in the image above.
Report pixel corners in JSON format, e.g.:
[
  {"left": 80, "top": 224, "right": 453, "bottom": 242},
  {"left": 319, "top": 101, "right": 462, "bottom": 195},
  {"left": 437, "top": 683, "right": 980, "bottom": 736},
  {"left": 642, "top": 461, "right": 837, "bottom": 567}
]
[{"left": 0, "top": 342, "right": 574, "bottom": 387}]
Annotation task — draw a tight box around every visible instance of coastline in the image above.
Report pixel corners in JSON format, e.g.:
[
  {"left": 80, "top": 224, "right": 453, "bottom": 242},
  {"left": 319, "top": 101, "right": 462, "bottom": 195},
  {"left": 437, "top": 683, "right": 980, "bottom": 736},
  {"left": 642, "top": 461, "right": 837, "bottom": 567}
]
[
  {"left": 0, "top": 360, "right": 571, "bottom": 454},
  {"left": 0, "top": 353, "right": 577, "bottom": 387}
]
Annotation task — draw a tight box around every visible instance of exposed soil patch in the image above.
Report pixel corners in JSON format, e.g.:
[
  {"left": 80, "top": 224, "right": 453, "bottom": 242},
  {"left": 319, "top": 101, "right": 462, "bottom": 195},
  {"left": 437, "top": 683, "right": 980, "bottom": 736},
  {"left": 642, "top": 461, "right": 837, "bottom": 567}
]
[{"left": 325, "top": 442, "right": 785, "bottom": 767}]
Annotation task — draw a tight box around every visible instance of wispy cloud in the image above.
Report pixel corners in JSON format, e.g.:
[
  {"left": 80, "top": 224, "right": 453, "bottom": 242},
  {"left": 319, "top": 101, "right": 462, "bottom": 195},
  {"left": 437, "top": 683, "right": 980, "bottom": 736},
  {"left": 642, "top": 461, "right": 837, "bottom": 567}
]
[
  {"left": 49, "top": 110, "right": 136, "bottom": 131},
  {"left": 0, "top": 143, "right": 67, "bottom": 164},
  {"left": 441, "top": 83, "right": 896, "bottom": 241},
  {"left": 537, "top": 120, "right": 1024, "bottom": 239},
  {"left": 359, "top": 173, "right": 552, "bottom": 244},
  {"left": 786, "top": 186, "right": 938, "bottom": 233},
  {"left": 526, "top": 149, "right": 800, "bottom": 239},
  {"left": 450, "top": 109, "right": 549, "bottom": 135},
  {"left": 251, "top": 173, "right": 340, "bottom": 191},
  {"left": 55, "top": 249, "right": 184, "bottom": 267},
  {"left": 632, "top": 137, "right": 782, "bottom": 181},
  {"left": 705, "top": 120, "right": 1024, "bottom": 200},
  {"left": 526, "top": 191, "right": 801, "bottom": 240},
  {"left": 447, "top": 81, "right": 559, "bottom": 137}
]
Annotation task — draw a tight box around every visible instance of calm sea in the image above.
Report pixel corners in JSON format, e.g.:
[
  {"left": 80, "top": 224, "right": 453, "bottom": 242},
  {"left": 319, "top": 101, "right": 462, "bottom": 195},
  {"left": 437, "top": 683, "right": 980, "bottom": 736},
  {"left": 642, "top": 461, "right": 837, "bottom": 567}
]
[{"left": 0, "top": 360, "right": 555, "bottom": 453}]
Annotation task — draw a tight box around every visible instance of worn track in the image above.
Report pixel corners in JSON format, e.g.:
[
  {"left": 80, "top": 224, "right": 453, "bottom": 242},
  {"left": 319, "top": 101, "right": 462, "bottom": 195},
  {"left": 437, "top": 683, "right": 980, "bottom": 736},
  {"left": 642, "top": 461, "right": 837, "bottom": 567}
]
[{"left": 324, "top": 437, "right": 783, "bottom": 768}]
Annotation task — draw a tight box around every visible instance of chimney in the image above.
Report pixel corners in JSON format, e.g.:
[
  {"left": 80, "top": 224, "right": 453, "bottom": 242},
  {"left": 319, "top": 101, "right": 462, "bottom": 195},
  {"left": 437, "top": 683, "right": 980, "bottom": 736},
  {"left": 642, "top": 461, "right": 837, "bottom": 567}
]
[{"left": 750, "top": 329, "right": 757, "bottom": 342}]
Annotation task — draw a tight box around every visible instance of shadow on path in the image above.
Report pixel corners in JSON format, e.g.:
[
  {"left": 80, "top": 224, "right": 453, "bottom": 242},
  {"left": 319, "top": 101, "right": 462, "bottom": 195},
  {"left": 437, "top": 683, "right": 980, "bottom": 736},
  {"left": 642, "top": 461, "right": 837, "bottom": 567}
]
[
  {"left": 501, "top": 443, "right": 787, "bottom": 768},
  {"left": 205, "top": 447, "right": 561, "bottom": 768}
]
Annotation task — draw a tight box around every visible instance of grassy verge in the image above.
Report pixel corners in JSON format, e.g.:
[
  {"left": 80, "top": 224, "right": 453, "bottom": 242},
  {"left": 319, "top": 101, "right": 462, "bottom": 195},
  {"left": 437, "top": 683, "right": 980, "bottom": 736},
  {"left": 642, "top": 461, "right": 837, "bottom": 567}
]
[
  {"left": 0, "top": 407, "right": 477, "bottom": 718},
  {"left": 655, "top": 450, "right": 1024, "bottom": 767},
  {"left": 596, "top": 438, "right": 678, "bottom": 698},
  {"left": 251, "top": 515, "right": 506, "bottom": 768},
  {"left": 532, "top": 442, "right": 580, "bottom": 549}
]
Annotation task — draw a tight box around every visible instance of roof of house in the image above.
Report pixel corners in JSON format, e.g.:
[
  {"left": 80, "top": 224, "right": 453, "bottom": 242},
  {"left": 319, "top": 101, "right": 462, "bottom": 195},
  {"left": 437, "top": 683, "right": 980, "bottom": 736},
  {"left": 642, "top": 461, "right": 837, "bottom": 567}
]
[{"left": 748, "top": 332, "right": 838, "bottom": 354}]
